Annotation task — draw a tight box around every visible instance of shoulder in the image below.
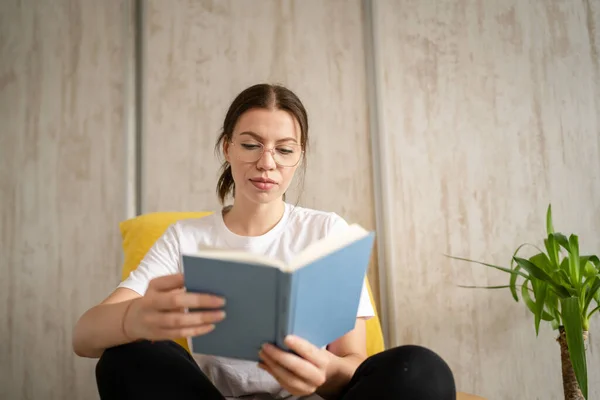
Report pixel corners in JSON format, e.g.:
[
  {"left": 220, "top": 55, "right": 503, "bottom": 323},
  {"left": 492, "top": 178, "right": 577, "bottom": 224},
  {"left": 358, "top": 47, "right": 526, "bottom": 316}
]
[
  {"left": 172, "top": 212, "right": 219, "bottom": 233},
  {"left": 166, "top": 212, "right": 221, "bottom": 249},
  {"left": 286, "top": 203, "right": 349, "bottom": 236}
]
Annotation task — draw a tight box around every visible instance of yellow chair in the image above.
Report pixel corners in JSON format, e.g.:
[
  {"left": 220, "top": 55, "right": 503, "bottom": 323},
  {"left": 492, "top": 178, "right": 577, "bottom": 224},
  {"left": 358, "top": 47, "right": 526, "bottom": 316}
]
[
  {"left": 119, "top": 211, "right": 386, "bottom": 356},
  {"left": 118, "top": 212, "right": 484, "bottom": 400}
]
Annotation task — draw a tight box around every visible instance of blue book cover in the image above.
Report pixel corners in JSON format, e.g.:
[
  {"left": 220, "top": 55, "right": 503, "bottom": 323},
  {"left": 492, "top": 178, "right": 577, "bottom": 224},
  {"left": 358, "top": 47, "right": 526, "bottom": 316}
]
[{"left": 182, "top": 224, "right": 375, "bottom": 361}]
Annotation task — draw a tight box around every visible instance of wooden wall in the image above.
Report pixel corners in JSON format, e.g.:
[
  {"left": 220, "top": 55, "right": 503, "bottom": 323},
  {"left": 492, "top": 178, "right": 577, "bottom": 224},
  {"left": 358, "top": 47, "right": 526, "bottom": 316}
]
[
  {"left": 0, "top": 1, "right": 127, "bottom": 399},
  {"left": 141, "top": 0, "right": 379, "bottom": 300},
  {"left": 373, "top": 1, "right": 600, "bottom": 398},
  {"left": 2, "top": 1, "right": 599, "bottom": 399}
]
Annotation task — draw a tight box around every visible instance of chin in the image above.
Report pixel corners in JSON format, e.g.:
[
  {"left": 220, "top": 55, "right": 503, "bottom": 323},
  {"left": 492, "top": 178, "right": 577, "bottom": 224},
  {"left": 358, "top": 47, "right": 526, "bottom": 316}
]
[
  {"left": 253, "top": 194, "right": 281, "bottom": 205},
  {"left": 242, "top": 190, "right": 283, "bottom": 205}
]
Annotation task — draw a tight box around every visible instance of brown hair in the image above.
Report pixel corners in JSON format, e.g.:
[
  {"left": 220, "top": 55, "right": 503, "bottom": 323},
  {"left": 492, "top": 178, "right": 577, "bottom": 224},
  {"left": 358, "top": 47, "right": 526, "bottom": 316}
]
[{"left": 215, "top": 83, "right": 309, "bottom": 205}]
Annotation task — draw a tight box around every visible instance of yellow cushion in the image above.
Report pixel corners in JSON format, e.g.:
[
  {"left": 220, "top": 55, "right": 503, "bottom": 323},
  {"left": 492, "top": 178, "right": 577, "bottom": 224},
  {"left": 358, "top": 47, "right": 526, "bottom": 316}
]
[
  {"left": 364, "top": 281, "right": 385, "bottom": 356},
  {"left": 119, "top": 211, "right": 386, "bottom": 356},
  {"left": 119, "top": 211, "right": 214, "bottom": 281}
]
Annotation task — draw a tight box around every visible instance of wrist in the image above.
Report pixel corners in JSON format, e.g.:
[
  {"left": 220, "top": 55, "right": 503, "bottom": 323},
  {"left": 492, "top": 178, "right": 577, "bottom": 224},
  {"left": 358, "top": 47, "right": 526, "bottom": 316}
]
[
  {"left": 121, "top": 299, "right": 139, "bottom": 342},
  {"left": 318, "top": 352, "right": 364, "bottom": 399},
  {"left": 316, "top": 353, "right": 352, "bottom": 399},
  {"left": 327, "top": 353, "right": 352, "bottom": 382}
]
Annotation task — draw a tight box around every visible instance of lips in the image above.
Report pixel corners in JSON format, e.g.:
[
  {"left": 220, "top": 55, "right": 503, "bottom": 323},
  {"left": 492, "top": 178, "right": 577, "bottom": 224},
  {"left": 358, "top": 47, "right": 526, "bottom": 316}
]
[
  {"left": 250, "top": 177, "right": 277, "bottom": 191},
  {"left": 250, "top": 177, "right": 276, "bottom": 184}
]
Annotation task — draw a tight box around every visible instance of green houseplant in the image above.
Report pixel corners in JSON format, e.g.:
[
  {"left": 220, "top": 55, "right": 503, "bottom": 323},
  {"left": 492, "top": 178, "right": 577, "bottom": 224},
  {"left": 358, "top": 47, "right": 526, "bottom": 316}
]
[{"left": 447, "top": 205, "right": 599, "bottom": 400}]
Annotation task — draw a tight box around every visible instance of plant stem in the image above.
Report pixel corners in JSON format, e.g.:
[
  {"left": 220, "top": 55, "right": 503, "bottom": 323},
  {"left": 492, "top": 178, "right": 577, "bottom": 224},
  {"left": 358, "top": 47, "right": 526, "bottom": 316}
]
[{"left": 558, "top": 326, "right": 587, "bottom": 400}]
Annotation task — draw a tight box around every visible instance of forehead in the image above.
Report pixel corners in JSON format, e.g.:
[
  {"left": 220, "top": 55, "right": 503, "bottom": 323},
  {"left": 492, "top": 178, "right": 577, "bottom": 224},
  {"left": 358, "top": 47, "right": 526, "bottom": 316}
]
[{"left": 233, "top": 108, "right": 300, "bottom": 141}]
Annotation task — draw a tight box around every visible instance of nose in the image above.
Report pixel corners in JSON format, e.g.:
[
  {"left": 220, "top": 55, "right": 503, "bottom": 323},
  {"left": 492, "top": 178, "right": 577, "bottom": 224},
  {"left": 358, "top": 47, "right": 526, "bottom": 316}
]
[{"left": 256, "top": 148, "right": 277, "bottom": 170}]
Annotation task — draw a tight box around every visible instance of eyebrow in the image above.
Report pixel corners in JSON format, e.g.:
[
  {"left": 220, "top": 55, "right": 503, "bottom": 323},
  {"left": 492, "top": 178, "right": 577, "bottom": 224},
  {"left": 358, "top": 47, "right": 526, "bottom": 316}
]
[{"left": 239, "top": 131, "right": 298, "bottom": 143}]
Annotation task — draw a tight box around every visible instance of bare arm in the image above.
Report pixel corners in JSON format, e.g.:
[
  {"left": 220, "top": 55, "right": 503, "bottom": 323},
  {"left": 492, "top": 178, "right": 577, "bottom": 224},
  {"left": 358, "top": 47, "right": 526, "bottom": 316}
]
[
  {"left": 72, "top": 274, "right": 226, "bottom": 359},
  {"left": 316, "top": 318, "right": 368, "bottom": 399},
  {"left": 72, "top": 288, "right": 142, "bottom": 358}
]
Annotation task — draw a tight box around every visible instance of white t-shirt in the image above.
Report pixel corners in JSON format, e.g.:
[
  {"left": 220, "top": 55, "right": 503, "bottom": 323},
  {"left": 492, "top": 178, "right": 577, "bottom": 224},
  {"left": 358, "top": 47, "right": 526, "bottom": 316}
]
[{"left": 118, "top": 202, "right": 375, "bottom": 399}]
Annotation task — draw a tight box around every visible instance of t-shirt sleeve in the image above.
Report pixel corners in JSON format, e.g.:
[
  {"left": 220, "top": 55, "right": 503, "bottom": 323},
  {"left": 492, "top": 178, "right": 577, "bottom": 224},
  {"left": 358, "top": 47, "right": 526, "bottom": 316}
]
[
  {"left": 117, "top": 224, "right": 182, "bottom": 296},
  {"left": 327, "top": 214, "right": 376, "bottom": 320}
]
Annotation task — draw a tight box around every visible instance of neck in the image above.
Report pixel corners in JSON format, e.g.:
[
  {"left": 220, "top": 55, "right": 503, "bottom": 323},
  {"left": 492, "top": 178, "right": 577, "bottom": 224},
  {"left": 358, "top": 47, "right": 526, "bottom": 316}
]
[{"left": 223, "top": 197, "right": 286, "bottom": 237}]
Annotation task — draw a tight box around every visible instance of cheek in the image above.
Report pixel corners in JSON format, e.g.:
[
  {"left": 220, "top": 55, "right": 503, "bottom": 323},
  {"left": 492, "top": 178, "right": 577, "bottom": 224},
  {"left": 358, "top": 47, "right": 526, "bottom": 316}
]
[
  {"left": 230, "top": 161, "right": 249, "bottom": 182},
  {"left": 279, "top": 167, "right": 299, "bottom": 186}
]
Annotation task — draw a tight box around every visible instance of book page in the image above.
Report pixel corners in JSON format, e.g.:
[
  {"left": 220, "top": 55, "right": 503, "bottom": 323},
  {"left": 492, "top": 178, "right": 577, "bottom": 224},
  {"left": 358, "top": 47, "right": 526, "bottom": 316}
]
[
  {"left": 286, "top": 224, "right": 370, "bottom": 272},
  {"left": 183, "top": 248, "right": 287, "bottom": 270}
]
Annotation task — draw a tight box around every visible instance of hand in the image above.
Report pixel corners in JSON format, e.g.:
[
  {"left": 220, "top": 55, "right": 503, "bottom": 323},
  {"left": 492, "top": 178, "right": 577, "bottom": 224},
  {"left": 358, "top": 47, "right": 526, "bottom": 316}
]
[
  {"left": 124, "top": 273, "right": 226, "bottom": 341},
  {"left": 258, "top": 335, "right": 333, "bottom": 397}
]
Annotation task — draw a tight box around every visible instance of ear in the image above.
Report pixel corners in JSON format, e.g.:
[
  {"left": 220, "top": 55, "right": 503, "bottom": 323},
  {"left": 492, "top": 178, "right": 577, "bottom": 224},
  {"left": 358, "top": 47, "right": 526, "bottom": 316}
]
[{"left": 223, "top": 139, "right": 231, "bottom": 163}]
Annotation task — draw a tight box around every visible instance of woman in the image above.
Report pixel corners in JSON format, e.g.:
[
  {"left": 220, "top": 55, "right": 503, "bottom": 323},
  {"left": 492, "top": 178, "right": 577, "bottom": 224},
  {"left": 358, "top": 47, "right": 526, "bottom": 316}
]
[{"left": 73, "top": 83, "right": 456, "bottom": 400}]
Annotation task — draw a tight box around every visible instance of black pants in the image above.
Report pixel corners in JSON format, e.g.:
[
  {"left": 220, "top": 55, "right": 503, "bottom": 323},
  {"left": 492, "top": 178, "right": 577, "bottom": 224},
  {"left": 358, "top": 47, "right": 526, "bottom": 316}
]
[{"left": 96, "top": 340, "right": 456, "bottom": 400}]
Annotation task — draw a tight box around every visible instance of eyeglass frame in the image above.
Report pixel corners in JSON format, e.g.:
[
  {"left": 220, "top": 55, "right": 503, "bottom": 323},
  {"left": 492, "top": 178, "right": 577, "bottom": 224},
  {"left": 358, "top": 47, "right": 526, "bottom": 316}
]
[{"left": 227, "top": 139, "right": 304, "bottom": 168}]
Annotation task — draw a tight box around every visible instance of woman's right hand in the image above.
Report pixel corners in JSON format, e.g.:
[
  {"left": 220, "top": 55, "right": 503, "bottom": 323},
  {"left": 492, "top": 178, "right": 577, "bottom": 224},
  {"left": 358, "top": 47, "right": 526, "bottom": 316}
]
[{"left": 123, "top": 273, "right": 226, "bottom": 341}]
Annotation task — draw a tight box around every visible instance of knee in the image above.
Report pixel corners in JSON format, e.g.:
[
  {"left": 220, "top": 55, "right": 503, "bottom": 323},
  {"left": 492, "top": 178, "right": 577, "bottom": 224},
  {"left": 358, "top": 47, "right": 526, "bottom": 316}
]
[
  {"left": 96, "top": 340, "right": 154, "bottom": 380},
  {"left": 363, "top": 345, "right": 456, "bottom": 399}
]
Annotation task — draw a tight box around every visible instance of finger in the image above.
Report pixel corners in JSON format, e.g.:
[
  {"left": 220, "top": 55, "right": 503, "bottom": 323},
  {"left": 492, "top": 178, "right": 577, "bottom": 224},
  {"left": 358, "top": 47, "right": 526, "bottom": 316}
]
[
  {"left": 284, "top": 335, "right": 329, "bottom": 369},
  {"left": 159, "top": 323, "right": 216, "bottom": 339},
  {"left": 152, "top": 291, "right": 225, "bottom": 311},
  {"left": 260, "top": 344, "right": 324, "bottom": 387},
  {"left": 163, "top": 288, "right": 190, "bottom": 313},
  {"left": 148, "top": 274, "right": 185, "bottom": 292},
  {"left": 259, "top": 350, "right": 318, "bottom": 395},
  {"left": 167, "top": 288, "right": 187, "bottom": 313},
  {"left": 155, "top": 310, "right": 226, "bottom": 329}
]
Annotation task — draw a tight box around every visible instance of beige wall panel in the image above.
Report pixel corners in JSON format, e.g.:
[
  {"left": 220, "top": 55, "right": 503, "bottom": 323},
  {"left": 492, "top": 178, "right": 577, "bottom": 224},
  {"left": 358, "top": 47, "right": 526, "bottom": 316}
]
[
  {"left": 0, "top": 1, "right": 127, "bottom": 398},
  {"left": 375, "top": 0, "right": 600, "bottom": 398},
  {"left": 143, "top": 1, "right": 380, "bottom": 304}
]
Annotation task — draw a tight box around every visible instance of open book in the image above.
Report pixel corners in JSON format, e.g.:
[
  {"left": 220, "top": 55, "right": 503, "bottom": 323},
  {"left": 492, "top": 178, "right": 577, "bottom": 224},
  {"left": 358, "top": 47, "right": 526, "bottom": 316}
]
[{"left": 181, "top": 224, "right": 375, "bottom": 361}]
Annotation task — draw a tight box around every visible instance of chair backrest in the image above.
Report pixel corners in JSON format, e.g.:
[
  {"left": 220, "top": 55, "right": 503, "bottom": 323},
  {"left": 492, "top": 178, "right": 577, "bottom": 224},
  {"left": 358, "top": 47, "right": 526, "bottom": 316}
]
[{"left": 119, "top": 211, "right": 385, "bottom": 356}]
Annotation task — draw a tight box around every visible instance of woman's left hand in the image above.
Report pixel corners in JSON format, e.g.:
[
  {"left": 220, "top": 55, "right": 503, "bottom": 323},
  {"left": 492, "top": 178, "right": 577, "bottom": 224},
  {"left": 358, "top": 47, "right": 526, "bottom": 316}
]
[{"left": 258, "top": 335, "right": 334, "bottom": 396}]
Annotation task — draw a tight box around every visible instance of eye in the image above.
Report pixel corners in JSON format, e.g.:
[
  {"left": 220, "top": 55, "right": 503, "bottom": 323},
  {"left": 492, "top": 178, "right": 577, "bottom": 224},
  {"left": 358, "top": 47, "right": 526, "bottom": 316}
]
[
  {"left": 277, "top": 146, "right": 298, "bottom": 155},
  {"left": 241, "top": 142, "right": 261, "bottom": 150}
]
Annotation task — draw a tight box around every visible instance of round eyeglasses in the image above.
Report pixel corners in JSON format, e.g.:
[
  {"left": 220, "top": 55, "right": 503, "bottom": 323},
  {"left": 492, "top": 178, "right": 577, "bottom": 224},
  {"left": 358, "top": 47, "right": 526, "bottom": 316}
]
[{"left": 229, "top": 140, "right": 303, "bottom": 167}]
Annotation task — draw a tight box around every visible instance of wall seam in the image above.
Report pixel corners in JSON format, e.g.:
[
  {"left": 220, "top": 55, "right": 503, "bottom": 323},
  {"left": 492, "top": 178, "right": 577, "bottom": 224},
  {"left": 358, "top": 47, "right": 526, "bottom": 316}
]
[
  {"left": 124, "top": 0, "right": 135, "bottom": 220},
  {"left": 134, "top": 0, "right": 144, "bottom": 216},
  {"left": 362, "top": 0, "right": 397, "bottom": 347}
]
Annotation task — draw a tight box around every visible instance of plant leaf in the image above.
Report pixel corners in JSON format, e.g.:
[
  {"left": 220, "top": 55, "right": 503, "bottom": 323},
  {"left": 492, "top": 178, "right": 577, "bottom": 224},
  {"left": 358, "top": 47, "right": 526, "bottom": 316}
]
[
  {"left": 583, "top": 262, "right": 595, "bottom": 279},
  {"left": 509, "top": 243, "right": 534, "bottom": 302},
  {"left": 545, "top": 235, "right": 560, "bottom": 270},
  {"left": 446, "top": 255, "right": 529, "bottom": 278},
  {"left": 553, "top": 233, "right": 570, "bottom": 253},
  {"left": 546, "top": 289, "right": 562, "bottom": 325},
  {"left": 581, "top": 256, "right": 599, "bottom": 279},
  {"left": 581, "top": 255, "right": 600, "bottom": 267},
  {"left": 513, "top": 257, "right": 570, "bottom": 298},
  {"left": 561, "top": 297, "right": 588, "bottom": 399},
  {"left": 546, "top": 204, "right": 554, "bottom": 235},
  {"left": 560, "top": 257, "right": 571, "bottom": 274},
  {"left": 556, "top": 269, "right": 576, "bottom": 293},
  {"left": 458, "top": 284, "right": 541, "bottom": 292},
  {"left": 589, "top": 305, "right": 600, "bottom": 319},
  {"left": 530, "top": 252, "right": 553, "bottom": 274},
  {"left": 583, "top": 276, "right": 600, "bottom": 316},
  {"left": 521, "top": 279, "right": 554, "bottom": 323},
  {"left": 457, "top": 285, "right": 512, "bottom": 289},
  {"left": 568, "top": 235, "right": 581, "bottom": 287},
  {"left": 533, "top": 281, "right": 548, "bottom": 336},
  {"left": 509, "top": 264, "right": 521, "bottom": 302}
]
